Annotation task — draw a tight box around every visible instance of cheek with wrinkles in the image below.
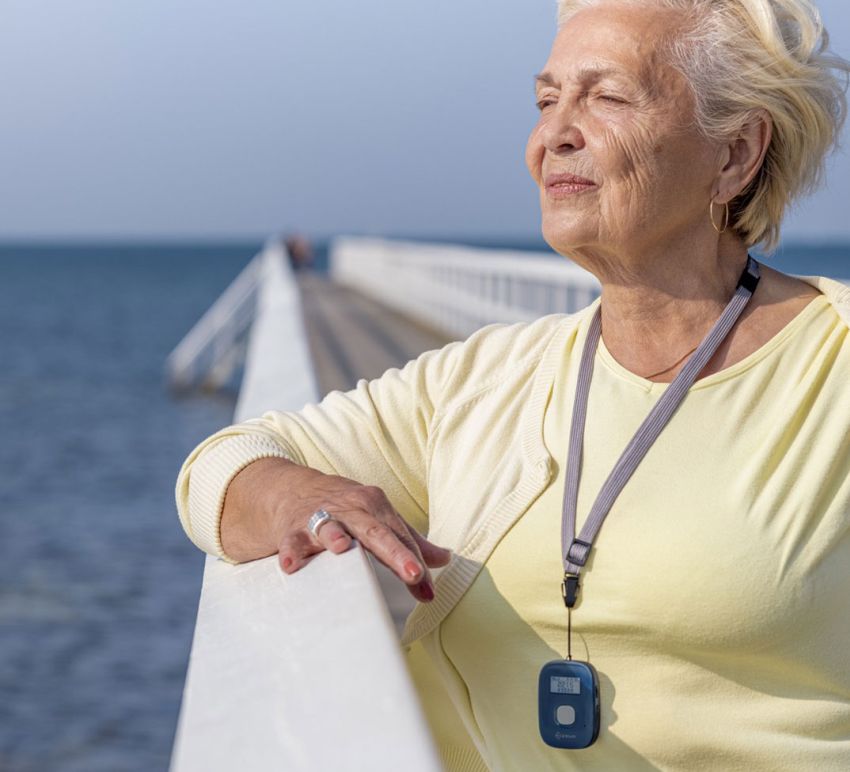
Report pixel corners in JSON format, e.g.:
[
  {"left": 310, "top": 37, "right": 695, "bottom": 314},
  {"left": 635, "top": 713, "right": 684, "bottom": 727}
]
[
  {"left": 596, "top": 124, "right": 674, "bottom": 238},
  {"left": 525, "top": 122, "right": 546, "bottom": 184},
  {"left": 605, "top": 123, "right": 664, "bottom": 187}
]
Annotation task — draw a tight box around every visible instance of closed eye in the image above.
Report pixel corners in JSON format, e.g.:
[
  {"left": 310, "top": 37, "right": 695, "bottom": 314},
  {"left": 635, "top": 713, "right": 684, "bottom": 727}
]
[{"left": 598, "top": 94, "right": 627, "bottom": 104}]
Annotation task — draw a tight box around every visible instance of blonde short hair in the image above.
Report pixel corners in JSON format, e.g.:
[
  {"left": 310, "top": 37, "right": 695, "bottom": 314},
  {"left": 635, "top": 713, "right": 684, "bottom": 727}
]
[{"left": 557, "top": 0, "right": 850, "bottom": 251}]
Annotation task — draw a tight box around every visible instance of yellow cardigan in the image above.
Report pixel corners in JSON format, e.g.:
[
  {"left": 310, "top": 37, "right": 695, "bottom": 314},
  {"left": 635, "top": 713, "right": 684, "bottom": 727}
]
[{"left": 176, "top": 275, "right": 850, "bottom": 770}]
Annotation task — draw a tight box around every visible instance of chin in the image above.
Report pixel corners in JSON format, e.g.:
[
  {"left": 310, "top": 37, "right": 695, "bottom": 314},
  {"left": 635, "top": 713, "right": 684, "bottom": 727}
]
[{"left": 541, "top": 218, "right": 592, "bottom": 259}]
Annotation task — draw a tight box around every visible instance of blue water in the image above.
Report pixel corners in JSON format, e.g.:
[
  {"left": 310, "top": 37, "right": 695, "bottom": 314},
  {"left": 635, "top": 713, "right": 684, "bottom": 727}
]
[
  {"left": 0, "top": 239, "right": 847, "bottom": 772},
  {"left": 0, "top": 244, "right": 256, "bottom": 772}
]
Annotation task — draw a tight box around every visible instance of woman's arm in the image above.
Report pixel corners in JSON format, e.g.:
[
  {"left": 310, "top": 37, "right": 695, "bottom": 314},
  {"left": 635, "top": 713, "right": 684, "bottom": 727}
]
[
  {"left": 219, "top": 456, "right": 450, "bottom": 602},
  {"left": 176, "top": 336, "right": 467, "bottom": 601}
]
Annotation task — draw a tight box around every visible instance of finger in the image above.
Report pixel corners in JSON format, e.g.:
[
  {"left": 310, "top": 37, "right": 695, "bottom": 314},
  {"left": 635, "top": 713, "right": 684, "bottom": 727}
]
[
  {"left": 314, "top": 518, "right": 353, "bottom": 555},
  {"left": 386, "top": 523, "right": 438, "bottom": 603},
  {"left": 279, "top": 530, "right": 324, "bottom": 573},
  {"left": 343, "top": 486, "right": 438, "bottom": 603},
  {"left": 346, "top": 487, "right": 429, "bottom": 580},
  {"left": 344, "top": 513, "right": 435, "bottom": 602},
  {"left": 346, "top": 515, "right": 422, "bottom": 582},
  {"left": 366, "top": 499, "right": 443, "bottom": 602},
  {"left": 406, "top": 526, "right": 452, "bottom": 568}
]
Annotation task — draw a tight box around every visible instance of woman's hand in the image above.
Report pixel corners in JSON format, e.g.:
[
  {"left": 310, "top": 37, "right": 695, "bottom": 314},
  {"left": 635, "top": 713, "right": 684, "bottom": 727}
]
[{"left": 220, "top": 457, "right": 452, "bottom": 603}]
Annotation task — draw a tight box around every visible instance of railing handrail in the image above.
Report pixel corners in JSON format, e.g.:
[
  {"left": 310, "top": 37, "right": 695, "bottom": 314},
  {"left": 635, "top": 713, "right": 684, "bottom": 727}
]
[
  {"left": 329, "top": 235, "right": 601, "bottom": 339},
  {"left": 170, "top": 242, "right": 441, "bottom": 772},
  {"left": 234, "top": 242, "right": 318, "bottom": 421},
  {"left": 165, "top": 249, "right": 264, "bottom": 391},
  {"left": 331, "top": 236, "right": 596, "bottom": 278}
]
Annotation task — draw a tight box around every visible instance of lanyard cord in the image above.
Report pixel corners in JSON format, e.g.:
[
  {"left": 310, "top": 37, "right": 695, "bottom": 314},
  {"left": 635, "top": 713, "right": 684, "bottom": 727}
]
[{"left": 560, "top": 257, "right": 761, "bottom": 611}]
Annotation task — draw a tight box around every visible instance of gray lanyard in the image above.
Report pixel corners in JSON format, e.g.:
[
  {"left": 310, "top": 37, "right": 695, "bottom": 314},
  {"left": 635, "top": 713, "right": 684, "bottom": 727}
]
[{"left": 560, "top": 257, "right": 760, "bottom": 610}]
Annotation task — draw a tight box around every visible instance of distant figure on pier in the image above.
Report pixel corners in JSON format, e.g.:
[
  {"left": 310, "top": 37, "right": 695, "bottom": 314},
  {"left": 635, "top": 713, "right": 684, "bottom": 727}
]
[
  {"left": 177, "top": 1, "right": 850, "bottom": 769},
  {"left": 283, "top": 233, "right": 313, "bottom": 271}
]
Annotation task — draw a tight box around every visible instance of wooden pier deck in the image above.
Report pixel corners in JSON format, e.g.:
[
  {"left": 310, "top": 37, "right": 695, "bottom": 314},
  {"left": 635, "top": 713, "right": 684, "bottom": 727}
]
[
  {"left": 296, "top": 271, "right": 455, "bottom": 632},
  {"left": 299, "top": 272, "right": 453, "bottom": 392}
]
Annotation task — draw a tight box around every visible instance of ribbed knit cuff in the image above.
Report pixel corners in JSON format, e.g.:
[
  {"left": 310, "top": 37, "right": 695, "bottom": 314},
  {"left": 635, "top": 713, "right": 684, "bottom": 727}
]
[
  {"left": 186, "top": 434, "right": 292, "bottom": 562},
  {"left": 438, "top": 745, "right": 490, "bottom": 772}
]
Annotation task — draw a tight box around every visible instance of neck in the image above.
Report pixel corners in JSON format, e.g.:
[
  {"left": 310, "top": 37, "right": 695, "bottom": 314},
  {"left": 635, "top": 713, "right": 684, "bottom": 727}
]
[{"left": 576, "top": 237, "right": 751, "bottom": 382}]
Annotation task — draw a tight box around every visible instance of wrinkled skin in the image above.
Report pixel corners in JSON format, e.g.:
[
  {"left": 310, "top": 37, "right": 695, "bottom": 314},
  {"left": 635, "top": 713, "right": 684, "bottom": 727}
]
[{"left": 526, "top": 4, "right": 724, "bottom": 276}]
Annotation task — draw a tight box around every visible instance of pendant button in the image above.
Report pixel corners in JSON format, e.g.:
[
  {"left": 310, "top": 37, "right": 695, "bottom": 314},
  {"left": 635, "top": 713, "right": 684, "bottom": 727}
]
[{"left": 556, "top": 705, "right": 576, "bottom": 726}]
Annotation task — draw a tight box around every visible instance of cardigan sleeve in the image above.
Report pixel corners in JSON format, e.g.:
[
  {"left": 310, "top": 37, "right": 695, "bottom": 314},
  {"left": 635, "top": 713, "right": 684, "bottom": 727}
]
[{"left": 175, "top": 337, "right": 466, "bottom": 562}]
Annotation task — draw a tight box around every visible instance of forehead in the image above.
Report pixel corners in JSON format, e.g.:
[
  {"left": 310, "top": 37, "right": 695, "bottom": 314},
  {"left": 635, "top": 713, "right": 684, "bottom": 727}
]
[{"left": 541, "top": 3, "right": 687, "bottom": 90}]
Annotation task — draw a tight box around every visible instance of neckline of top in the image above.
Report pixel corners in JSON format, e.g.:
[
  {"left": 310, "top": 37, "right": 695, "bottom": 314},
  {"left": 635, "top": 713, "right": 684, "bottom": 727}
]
[{"left": 595, "top": 292, "right": 831, "bottom": 394}]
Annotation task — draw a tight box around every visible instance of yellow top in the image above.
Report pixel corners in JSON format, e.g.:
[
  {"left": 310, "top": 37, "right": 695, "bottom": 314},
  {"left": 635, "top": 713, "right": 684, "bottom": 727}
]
[
  {"left": 439, "top": 294, "right": 850, "bottom": 770},
  {"left": 177, "top": 276, "right": 850, "bottom": 771}
]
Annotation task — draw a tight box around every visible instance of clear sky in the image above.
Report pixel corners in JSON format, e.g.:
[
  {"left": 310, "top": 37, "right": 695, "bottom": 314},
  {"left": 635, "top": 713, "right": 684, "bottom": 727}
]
[{"left": 1, "top": 0, "right": 848, "bottom": 243}]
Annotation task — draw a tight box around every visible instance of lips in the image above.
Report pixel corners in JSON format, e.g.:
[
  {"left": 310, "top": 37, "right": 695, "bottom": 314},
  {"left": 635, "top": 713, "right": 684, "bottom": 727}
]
[{"left": 544, "top": 172, "right": 597, "bottom": 197}]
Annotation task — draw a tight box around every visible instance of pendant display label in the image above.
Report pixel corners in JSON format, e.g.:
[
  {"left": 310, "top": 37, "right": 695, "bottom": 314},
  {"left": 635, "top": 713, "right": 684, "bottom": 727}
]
[{"left": 538, "top": 659, "right": 600, "bottom": 749}]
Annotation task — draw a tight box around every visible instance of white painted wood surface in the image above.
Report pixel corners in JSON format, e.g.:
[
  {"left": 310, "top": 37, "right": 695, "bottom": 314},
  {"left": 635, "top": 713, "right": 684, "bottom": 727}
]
[
  {"left": 234, "top": 241, "right": 318, "bottom": 421},
  {"left": 170, "top": 242, "right": 441, "bottom": 772},
  {"left": 329, "top": 236, "right": 600, "bottom": 338}
]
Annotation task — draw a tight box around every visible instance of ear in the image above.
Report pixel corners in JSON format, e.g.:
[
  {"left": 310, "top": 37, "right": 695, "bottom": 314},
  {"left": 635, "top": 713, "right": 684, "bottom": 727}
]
[{"left": 712, "top": 110, "right": 772, "bottom": 204}]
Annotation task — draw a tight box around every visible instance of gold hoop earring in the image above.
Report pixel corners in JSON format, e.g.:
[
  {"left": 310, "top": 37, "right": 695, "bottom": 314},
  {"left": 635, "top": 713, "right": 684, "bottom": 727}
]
[{"left": 709, "top": 200, "right": 730, "bottom": 234}]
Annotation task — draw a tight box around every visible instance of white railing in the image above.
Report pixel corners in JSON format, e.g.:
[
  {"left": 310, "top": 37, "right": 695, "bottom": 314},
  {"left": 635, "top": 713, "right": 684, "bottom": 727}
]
[
  {"left": 166, "top": 251, "right": 264, "bottom": 392},
  {"left": 170, "top": 242, "right": 441, "bottom": 772},
  {"left": 329, "top": 236, "right": 600, "bottom": 338}
]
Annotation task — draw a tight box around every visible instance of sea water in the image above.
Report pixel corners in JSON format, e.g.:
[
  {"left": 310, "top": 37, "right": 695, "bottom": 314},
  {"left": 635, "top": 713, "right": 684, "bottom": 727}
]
[{"left": 0, "top": 244, "right": 254, "bottom": 772}]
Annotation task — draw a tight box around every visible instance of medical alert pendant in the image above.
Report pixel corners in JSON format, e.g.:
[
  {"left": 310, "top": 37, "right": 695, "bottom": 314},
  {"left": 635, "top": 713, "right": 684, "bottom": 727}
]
[
  {"left": 538, "top": 573, "right": 600, "bottom": 748},
  {"left": 538, "top": 659, "right": 600, "bottom": 749}
]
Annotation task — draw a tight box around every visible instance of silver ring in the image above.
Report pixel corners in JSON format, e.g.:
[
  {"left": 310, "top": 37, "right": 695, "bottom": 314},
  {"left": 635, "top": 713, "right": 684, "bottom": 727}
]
[{"left": 307, "top": 508, "right": 334, "bottom": 538}]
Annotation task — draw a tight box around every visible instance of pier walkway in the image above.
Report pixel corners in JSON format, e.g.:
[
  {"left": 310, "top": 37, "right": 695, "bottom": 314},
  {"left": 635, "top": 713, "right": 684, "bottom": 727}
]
[
  {"left": 299, "top": 271, "right": 452, "bottom": 399},
  {"left": 297, "top": 270, "right": 454, "bottom": 631}
]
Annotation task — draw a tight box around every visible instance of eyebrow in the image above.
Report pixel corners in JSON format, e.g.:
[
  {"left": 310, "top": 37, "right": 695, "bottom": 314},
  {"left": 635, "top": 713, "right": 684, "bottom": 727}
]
[
  {"left": 534, "top": 66, "right": 626, "bottom": 89},
  {"left": 534, "top": 71, "right": 558, "bottom": 87}
]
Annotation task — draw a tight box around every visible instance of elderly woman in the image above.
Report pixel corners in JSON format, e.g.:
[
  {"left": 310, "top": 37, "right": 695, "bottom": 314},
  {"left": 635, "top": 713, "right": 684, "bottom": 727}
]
[{"left": 176, "top": 0, "right": 850, "bottom": 768}]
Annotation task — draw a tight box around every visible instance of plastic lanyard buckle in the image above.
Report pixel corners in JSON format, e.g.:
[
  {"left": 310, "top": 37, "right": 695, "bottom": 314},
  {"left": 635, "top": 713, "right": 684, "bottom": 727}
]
[{"left": 561, "top": 573, "right": 580, "bottom": 608}]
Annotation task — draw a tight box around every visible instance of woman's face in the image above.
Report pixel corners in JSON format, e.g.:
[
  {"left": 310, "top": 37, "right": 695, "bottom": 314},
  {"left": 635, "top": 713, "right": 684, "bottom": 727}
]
[{"left": 526, "top": 3, "right": 724, "bottom": 263}]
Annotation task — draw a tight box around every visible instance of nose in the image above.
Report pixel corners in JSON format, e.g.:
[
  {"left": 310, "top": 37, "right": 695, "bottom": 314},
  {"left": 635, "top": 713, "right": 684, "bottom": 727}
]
[{"left": 539, "top": 101, "right": 586, "bottom": 155}]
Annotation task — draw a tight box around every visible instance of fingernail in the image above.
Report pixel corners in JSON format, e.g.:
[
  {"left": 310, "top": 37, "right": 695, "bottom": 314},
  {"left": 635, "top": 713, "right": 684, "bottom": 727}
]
[
  {"left": 282, "top": 557, "right": 293, "bottom": 570},
  {"left": 420, "top": 581, "right": 434, "bottom": 602},
  {"left": 404, "top": 560, "right": 422, "bottom": 580}
]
